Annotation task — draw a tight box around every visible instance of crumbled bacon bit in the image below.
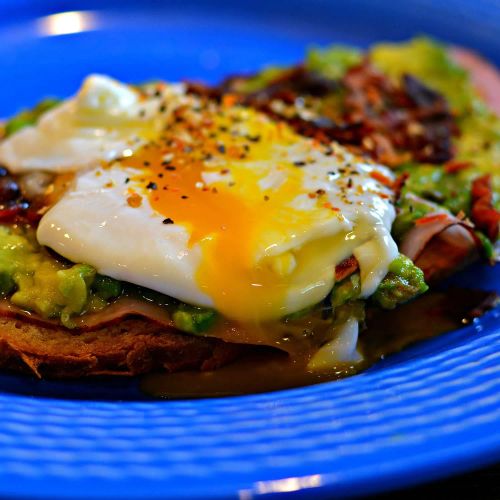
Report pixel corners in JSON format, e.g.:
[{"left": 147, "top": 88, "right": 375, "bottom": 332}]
[
  {"left": 335, "top": 256, "right": 359, "bottom": 281},
  {"left": 370, "top": 170, "right": 393, "bottom": 187},
  {"left": 188, "top": 61, "right": 458, "bottom": 167},
  {"left": 392, "top": 172, "right": 409, "bottom": 202},
  {"left": 444, "top": 160, "right": 472, "bottom": 174}
]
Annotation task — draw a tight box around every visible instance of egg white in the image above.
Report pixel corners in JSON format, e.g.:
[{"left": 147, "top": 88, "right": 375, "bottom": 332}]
[{"left": 0, "top": 75, "right": 187, "bottom": 174}]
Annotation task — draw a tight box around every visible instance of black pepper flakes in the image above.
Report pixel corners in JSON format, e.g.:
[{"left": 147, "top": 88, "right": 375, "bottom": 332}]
[
  {"left": 162, "top": 218, "right": 174, "bottom": 224},
  {"left": 246, "top": 134, "right": 261, "bottom": 142},
  {"left": 165, "top": 166, "right": 176, "bottom": 171},
  {"left": 124, "top": 177, "right": 130, "bottom": 184},
  {"left": 347, "top": 178, "right": 353, "bottom": 188},
  {"left": 293, "top": 161, "right": 306, "bottom": 167},
  {"left": 146, "top": 182, "right": 158, "bottom": 190},
  {"left": 181, "top": 195, "right": 189, "bottom": 199},
  {"left": 217, "top": 144, "right": 226, "bottom": 154}
]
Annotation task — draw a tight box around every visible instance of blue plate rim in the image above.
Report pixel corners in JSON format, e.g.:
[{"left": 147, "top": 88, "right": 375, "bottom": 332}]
[{"left": 0, "top": 2, "right": 499, "bottom": 499}]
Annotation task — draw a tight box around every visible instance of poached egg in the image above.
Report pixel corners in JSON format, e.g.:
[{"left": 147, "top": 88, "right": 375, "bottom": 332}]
[{"left": 0, "top": 75, "right": 398, "bottom": 325}]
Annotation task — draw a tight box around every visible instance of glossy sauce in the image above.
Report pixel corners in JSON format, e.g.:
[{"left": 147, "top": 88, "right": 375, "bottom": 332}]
[{"left": 141, "top": 288, "right": 497, "bottom": 399}]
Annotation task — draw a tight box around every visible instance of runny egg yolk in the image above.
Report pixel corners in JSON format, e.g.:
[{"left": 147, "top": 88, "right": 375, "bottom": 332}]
[{"left": 125, "top": 102, "right": 335, "bottom": 321}]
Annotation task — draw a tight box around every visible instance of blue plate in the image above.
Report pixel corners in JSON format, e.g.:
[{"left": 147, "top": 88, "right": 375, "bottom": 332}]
[{"left": 0, "top": 1, "right": 499, "bottom": 498}]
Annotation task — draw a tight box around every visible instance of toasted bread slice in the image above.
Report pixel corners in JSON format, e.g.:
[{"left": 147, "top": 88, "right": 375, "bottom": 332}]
[{"left": 0, "top": 317, "right": 244, "bottom": 378}]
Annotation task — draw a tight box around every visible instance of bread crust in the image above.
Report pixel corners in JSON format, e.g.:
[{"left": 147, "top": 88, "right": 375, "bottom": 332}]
[{"left": 0, "top": 316, "right": 244, "bottom": 378}]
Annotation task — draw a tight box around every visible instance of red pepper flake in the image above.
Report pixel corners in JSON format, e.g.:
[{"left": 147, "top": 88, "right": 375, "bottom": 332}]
[
  {"left": 370, "top": 170, "right": 393, "bottom": 187},
  {"left": 323, "top": 202, "right": 340, "bottom": 211},
  {"left": 308, "top": 192, "right": 317, "bottom": 199},
  {"left": 415, "top": 213, "right": 449, "bottom": 225},
  {"left": 127, "top": 192, "right": 142, "bottom": 208},
  {"left": 444, "top": 160, "right": 472, "bottom": 174},
  {"left": 471, "top": 174, "right": 500, "bottom": 241},
  {"left": 222, "top": 94, "right": 238, "bottom": 107}
]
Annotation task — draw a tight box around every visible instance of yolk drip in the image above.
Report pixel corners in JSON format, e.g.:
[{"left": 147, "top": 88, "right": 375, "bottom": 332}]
[{"left": 125, "top": 102, "right": 327, "bottom": 321}]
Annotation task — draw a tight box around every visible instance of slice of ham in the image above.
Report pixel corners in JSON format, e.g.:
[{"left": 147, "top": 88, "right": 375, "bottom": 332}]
[
  {"left": 0, "top": 298, "right": 174, "bottom": 331},
  {"left": 450, "top": 47, "right": 500, "bottom": 116},
  {"left": 400, "top": 211, "right": 478, "bottom": 281}
]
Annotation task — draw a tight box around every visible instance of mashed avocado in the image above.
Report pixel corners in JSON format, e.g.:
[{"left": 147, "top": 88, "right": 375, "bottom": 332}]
[
  {"left": 330, "top": 255, "right": 428, "bottom": 313},
  {"left": 372, "top": 255, "right": 428, "bottom": 309},
  {"left": 0, "top": 225, "right": 120, "bottom": 327},
  {"left": 0, "top": 224, "right": 218, "bottom": 332}
]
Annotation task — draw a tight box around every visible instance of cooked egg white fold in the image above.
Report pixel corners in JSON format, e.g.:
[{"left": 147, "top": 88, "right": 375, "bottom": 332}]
[
  {"left": 0, "top": 75, "right": 187, "bottom": 173},
  {"left": 38, "top": 166, "right": 209, "bottom": 308},
  {"left": 307, "top": 317, "right": 362, "bottom": 369}
]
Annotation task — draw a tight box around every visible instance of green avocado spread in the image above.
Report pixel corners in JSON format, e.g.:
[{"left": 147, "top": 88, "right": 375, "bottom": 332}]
[
  {"left": 0, "top": 224, "right": 218, "bottom": 332},
  {"left": 0, "top": 225, "right": 118, "bottom": 327}
]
